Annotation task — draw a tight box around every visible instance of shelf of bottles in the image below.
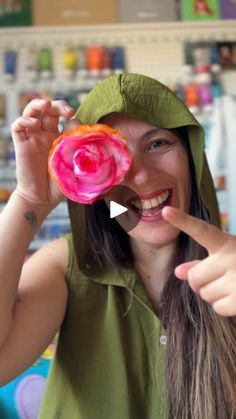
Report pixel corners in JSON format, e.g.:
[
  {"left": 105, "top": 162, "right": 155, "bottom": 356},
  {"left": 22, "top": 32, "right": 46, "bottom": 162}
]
[{"left": 1, "top": 22, "right": 236, "bottom": 250}]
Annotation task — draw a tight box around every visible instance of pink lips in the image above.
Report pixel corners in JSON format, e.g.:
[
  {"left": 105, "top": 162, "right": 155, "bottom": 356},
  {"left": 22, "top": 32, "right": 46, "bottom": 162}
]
[
  {"left": 126, "top": 188, "right": 172, "bottom": 208},
  {"left": 137, "top": 188, "right": 171, "bottom": 200}
]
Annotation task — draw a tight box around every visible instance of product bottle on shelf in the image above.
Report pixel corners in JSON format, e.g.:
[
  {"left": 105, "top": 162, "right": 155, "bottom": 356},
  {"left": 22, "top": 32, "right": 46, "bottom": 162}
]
[
  {"left": 3, "top": 50, "right": 17, "bottom": 82},
  {"left": 76, "top": 46, "right": 88, "bottom": 78},
  {"left": 63, "top": 47, "right": 77, "bottom": 79},
  {"left": 111, "top": 47, "right": 126, "bottom": 74},
  {"left": 37, "top": 47, "right": 53, "bottom": 80},
  {"left": 25, "top": 48, "right": 38, "bottom": 82}
]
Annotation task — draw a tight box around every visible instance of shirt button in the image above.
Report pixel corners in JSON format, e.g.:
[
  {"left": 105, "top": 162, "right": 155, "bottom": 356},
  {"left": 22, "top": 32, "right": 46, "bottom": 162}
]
[{"left": 160, "top": 335, "right": 167, "bottom": 345}]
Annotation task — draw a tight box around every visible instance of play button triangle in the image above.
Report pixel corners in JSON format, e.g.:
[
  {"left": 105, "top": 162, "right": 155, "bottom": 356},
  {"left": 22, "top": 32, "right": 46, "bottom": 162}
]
[{"left": 110, "top": 201, "right": 128, "bottom": 218}]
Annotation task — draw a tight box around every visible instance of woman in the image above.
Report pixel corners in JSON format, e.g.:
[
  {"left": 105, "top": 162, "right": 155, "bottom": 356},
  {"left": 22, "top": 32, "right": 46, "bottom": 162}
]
[{"left": 0, "top": 73, "right": 235, "bottom": 418}]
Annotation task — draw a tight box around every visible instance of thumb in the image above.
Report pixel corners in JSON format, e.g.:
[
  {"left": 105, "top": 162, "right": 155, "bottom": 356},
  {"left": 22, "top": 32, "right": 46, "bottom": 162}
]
[
  {"left": 64, "top": 118, "right": 82, "bottom": 131},
  {"left": 175, "top": 260, "right": 200, "bottom": 280}
]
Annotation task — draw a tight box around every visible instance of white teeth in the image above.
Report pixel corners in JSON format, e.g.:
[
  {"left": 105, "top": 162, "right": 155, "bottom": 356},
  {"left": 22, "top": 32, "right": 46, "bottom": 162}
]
[
  {"left": 143, "top": 200, "right": 152, "bottom": 210},
  {"left": 131, "top": 190, "right": 169, "bottom": 210},
  {"left": 133, "top": 200, "right": 143, "bottom": 210}
]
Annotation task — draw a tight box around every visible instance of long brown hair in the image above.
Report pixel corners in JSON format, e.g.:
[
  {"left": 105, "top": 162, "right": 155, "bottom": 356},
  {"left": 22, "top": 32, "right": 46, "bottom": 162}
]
[
  {"left": 159, "top": 131, "right": 236, "bottom": 418},
  {"left": 159, "top": 191, "right": 236, "bottom": 418},
  {"left": 84, "top": 132, "right": 236, "bottom": 418}
]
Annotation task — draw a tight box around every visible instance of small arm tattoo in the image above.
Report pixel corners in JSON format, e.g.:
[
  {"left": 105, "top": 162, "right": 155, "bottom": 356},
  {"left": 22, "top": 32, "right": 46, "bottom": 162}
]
[{"left": 23, "top": 211, "right": 37, "bottom": 226}]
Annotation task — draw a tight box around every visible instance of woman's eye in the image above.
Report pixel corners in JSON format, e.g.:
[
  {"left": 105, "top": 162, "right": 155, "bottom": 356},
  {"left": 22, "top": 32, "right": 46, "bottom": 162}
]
[{"left": 147, "top": 139, "right": 168, "bottom": 151}]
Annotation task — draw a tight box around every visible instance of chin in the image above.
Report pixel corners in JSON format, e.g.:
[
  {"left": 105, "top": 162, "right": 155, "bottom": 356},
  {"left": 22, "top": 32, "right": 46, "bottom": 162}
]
[{"left": 128, "top": 223, "right": 180, "bottom": 248}]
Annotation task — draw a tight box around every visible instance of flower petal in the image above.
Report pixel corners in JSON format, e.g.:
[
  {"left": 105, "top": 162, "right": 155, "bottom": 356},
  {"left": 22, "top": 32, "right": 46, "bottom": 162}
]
[{"left": 48, "top": 123, "right": 132, "bottom": 204}]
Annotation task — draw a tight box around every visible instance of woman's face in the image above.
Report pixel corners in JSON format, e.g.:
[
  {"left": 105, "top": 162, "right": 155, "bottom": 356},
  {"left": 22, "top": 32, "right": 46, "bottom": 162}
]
[{"left": 101, "top": 113, "right": 192, "bottom": 248}]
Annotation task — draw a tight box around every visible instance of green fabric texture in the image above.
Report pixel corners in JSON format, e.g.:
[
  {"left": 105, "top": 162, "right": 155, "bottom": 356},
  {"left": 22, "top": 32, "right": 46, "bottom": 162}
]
[{"left": 39, "top": 233, "right": 167, "bottom": 419}]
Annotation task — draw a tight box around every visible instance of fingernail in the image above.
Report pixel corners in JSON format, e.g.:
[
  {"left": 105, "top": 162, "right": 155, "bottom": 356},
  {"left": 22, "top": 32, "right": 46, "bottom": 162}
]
[
  {"left": 64, "top": 105, "right": 73, "bottom": 112},
  {"left": 28, "top": 118, "right": 36, "bottom": 124},
  {"left": 65, "top": 120, "right": 80, "bottom": 130}
]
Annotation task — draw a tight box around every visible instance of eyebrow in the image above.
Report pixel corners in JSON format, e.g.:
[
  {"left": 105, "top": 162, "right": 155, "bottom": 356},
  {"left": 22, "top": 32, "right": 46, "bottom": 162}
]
[{"left": 141, "top": 128, "right": 163, "bottom": 141}]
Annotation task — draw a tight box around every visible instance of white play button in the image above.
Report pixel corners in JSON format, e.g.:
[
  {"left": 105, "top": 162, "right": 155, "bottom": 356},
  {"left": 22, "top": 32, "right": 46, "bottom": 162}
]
[
  {"left": 110, "top": 201, "right": 128, "bottom": 218},
  {"left": 106, "top": 185, "right": 142, "bottom": 232}
]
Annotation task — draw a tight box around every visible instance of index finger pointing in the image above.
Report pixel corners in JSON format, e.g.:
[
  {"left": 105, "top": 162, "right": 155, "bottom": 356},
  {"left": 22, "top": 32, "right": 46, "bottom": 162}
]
[{"left": 162, "top": 206, "right": 227, "bottom": 254}]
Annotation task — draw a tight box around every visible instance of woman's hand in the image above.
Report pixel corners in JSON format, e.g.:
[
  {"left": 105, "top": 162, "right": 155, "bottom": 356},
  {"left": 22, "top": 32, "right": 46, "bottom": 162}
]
[
  {"left": 162, "top": 206, "right": 236, "bottom": 317},
  {"left": 11, "top": 99, "right": 75, "bottom": 208}
]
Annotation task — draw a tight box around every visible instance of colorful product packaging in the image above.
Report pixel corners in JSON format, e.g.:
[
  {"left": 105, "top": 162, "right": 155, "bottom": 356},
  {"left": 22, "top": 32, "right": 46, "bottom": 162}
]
[
  {"left": 220, "top": 0, "right": 236, "bottom": 19},
  {"left": 118, "top": 0, "right": 178, "bottom": 23},
  {"left": 181, "top": 0, "right": 221, "bottom": 20},
  {"left": 0, "top": 0, "right": 32, "bottom": 26},
  {"left": 33, "top": 0, "right": 117, "bottom": 25}
]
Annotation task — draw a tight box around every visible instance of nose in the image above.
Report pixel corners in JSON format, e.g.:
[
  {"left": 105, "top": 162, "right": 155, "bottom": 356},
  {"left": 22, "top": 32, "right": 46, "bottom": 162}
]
[{"left": 124, "top": 156, "right": 152, "bottom": 186}]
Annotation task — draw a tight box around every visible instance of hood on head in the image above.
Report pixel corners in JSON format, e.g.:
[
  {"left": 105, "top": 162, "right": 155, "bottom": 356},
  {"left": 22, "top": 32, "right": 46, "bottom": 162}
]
[{"left": 68, "top": 73, "right": 220, "bottom": 274}]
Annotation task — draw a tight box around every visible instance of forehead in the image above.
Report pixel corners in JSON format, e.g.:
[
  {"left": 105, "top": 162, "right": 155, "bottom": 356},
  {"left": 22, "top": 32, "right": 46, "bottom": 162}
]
[
  {"left": 100, "top": 112, "right": 158, "bottom": 133},
  {"left": 100, "top": 112, "right": 182, "bottom": 143},
  {"left": 99, "top": 112, "right": 163, "bottom": 144}
]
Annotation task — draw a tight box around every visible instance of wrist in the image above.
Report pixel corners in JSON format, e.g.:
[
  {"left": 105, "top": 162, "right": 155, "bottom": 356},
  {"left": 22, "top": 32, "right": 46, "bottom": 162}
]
[{"left": 12, "top": 189, "right": 54, "bottom": 221}]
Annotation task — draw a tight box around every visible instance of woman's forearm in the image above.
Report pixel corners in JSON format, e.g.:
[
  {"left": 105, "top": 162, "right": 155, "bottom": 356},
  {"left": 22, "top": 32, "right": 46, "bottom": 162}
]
[{"left": 0, "top": 189, "right": 51, "bottom": 348}]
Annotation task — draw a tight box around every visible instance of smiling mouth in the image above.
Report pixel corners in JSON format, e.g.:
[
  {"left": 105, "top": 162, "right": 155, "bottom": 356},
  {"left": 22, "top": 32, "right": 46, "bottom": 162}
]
[{"left": 127, "top": 189, "right": 171, "bottom": 217}]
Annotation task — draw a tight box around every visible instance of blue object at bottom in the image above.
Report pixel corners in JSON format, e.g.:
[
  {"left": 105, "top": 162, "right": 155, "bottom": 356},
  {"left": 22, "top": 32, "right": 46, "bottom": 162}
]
[{"left": 0, "top": 357, "right": 50, "bottom": 419}]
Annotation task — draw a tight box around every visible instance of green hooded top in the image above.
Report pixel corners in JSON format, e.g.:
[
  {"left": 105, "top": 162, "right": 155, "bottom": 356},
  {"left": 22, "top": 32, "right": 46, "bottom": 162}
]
[
  {"left": 39, "top": 73, "right": 220, "bottom": 419},
  {"left": 69, "top": 72, "right": 220, "bottom": 275}
]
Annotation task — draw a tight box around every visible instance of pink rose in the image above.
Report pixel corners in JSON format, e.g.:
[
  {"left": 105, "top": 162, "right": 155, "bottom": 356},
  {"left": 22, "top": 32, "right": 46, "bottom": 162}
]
[{"left": 48, "top": 123, "right": 132, "bottom": 204}]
